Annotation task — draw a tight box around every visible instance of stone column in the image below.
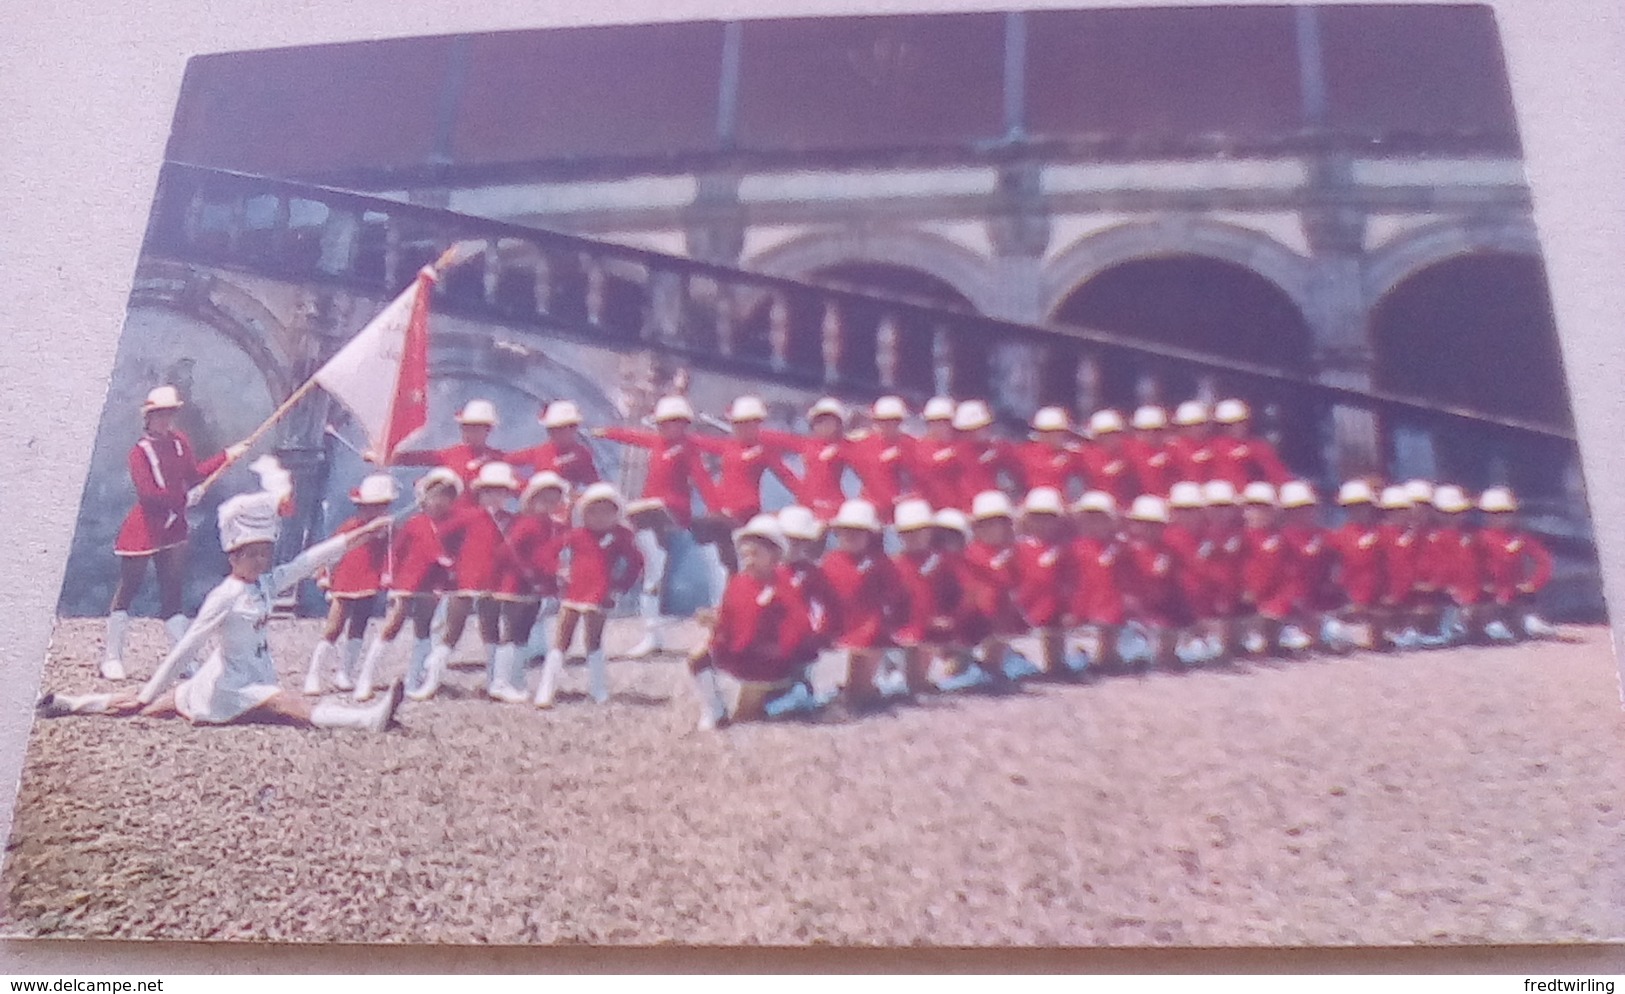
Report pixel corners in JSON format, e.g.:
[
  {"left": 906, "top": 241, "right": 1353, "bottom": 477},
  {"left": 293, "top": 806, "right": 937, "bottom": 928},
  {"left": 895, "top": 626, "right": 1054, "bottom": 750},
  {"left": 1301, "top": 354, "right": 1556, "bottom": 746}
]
[{"left": 984, "top": 161, "right": 1051, "bottom": 325}]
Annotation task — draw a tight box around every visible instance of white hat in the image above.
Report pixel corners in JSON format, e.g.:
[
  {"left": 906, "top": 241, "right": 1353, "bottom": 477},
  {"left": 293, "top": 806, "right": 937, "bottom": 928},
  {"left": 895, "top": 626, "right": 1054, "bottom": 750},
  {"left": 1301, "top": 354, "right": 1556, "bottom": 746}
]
[
  {"left": 776, "top": 505, "right": 824, "bottom": 542},
  {"left": 142, "top": 385, "right": 184, "bottom": 413},
  {"left": 808, "top": 397, "right": 846, "bottom": 422},
  {"left": 414, "top": 467, "right": 464, "bottom": 498},
  {"left": 350, "top": 474, "right": 399, "bottom": 505},
  {"left": 522, "top": 470, "right": 567, "bottom": 503},
  {"left": 473, "top": 462, "right": 520, "bottom": 491},
  {"left": 1074, "top": 491, "right": 1117, "bottom": 516},
  {"left": 894, "top": 498, "right": 935, "bottom": 532},
  {"left": 653, "top": 396, "right": 695, "bottom": 422},
  {"left": 456, "top": 399, "right": 499, "bottom": 426},
  {"left": 871, "top": 396, "right": 907, "bottom": 421},
  {"left": 1279, "top": 480, "right": 1317, "bottom": 508},
  {"left": 1031, "top": 407, "right": 1070, "bottom": 432},
  {"left": 1432, "top": 484, "right": 1472, "bottom": 514},
  {"left": 1168, "top": 481, "right": 1206, "bottom": 509},
  {"left": 1088, "top": 410, "right": 1125, "bottom": 436},
  {"left": 952, "top": 400, "right": 994, "bottom": 432},
  {"left": 970, "top": 490, "right": 1014, "bottom": 521},
  {"left": 1378, "top": 485, "right": 1414, "bottom": 510},
  {"left": 728, "top": 395, "right": 768, "bottom": 422},
  {"left": 1021, "top": 487, "right": 1065, "bottom": 516},
  {"left": 1131, "top": 405, "right": 1168, "bottom": 431},
  {"left": 922, "top": 396, "right": 956, "bottom": 422},
  {"left": 933, "top": 508, "right": 972, "bottom": 538},
  {"left": 573, "top": 481, "right": 625, "bottom": 525},
  {"left": 1127, "top": 494, "right": 1170, "bottom": 524},
  {"left": 1403, "top": 479, "right": 1435, "bottom": 504},
  {"left": 540, "top": 400, "right": 583, "bottom": 429},
  {"left": 1173, "top": 401, "right": 1209, "bottom": 427},
  {"left": 1202, "top": 480, "right": 1238, "bottom": 506},
  {"left": 733, "top": 513, "right": 787, "bottom": 554},
  {"left": 1337, "top": 480, "right": 1376, "bottom": 506},
  {"left": 218, "top": 491, "right": 283, "bottom": 552},
  {"left": 1479, "top": 486, "right": 1518, "bottom": 513},
  {"left": 1242, "top": 481, "right": 1278, "bottom": 506},
  {"left": 1213, "top": 399, "right": 1250, "bottom": 424},
  {"left": 831, "top": 499, "right": 882, "bottom": 532}
]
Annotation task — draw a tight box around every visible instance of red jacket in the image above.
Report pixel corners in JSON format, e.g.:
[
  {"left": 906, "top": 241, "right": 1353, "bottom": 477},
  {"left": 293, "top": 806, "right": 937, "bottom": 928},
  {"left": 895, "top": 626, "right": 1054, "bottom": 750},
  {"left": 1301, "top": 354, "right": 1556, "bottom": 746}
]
[
  {"left": 1477, "top": 527, "right": 1555, "bottom": 604},
  {"left": 507, "top": 437, "right": 600, "bottom": 490},
  {"left": 114, "top": 431, "right": 229, "bottom": 555},
  {"left": 1077, "top": 444, "right": 1139, "bottom": 506},
  {"left": 598, "top": 427, "right": 717, "bottom": 528},
  {"left": 1241, "top": 526, "right": 1296, "bottom": 620},
  {"left": 1124, "top": 438, "right": 1178, "bottom": 497},
  {"left": 1162, "top": 525, "right": 1213, "bottom": 616},
  {"left": 500, "top": 512, "right": 565, "bottom": 598},
  {"left": 820, "top": 549, "right": 905, "bottom": 648},
  {"left": 1165, "top": 437, "right": 1219, "bottom": 483},
  {"left": 1069, "top": 536, "right": 1127, "bottom": 627},
  {"left": 1121, "top": 537, "right": 1191, "bottom": 626},
  {"left": 760, "top": 429, "right": 849, "bottom": 520},
  {"left": 962, "top": 540, "right": 1026, "bottom": 636},
  {"left": 440, "top": 506, "right": 513, "bottom": 593},
  {"left": 1211, "top": 436, "right": 1291, "bottom": 489},
  {"left": 892, "top": 548, "right": 971, "bottom": 645},
  {"left": 691, "top": 433, "right": 801, "bottom": 522},
  {"left": 553, "top": 524, "right": 643, "bottom": 608},
  {"left": 1014, "top": 441, "right": 1085, "bottom": 497},
  {"left": 785, "top": 559, "right": 841, "bottom": 650},
  {"left": 957, "top": 438, "right": 1022, "bottom": 506},
  {"left": 1282, "top": 524, "right": 1339, "bottom": 612},
  {"left": 709, "top": 566, "right": 816, "bottom": 683},
  {"left": 394, "top": 442, "right": 509, "bottom": 497},
  {"left": 322, "top": 514, "right": 391, "bottom": 597},
  {"left": 1425, "top": 526, "right": 1482, "bottom": 606},
  {"left": 1328, "top": 522, "right": 1385, "bottom": 608},
  {"left": 844, "top": 430, "right": 915, "bottom": 519},
  {"left": 385, "top": 513, "right": 454, "bottom": 594},
  {"left": 1013, "top": 537, "right": 1075, "bottom": 628},
  {"left": 1378, "top": 525, "right": 1421, "bottom": 607},
  {"left": 1202, "top": 529, "right": 1247, "bottom": 618},
  {"left": 906, "top": 436, "right": 967, "bottom": 512}
]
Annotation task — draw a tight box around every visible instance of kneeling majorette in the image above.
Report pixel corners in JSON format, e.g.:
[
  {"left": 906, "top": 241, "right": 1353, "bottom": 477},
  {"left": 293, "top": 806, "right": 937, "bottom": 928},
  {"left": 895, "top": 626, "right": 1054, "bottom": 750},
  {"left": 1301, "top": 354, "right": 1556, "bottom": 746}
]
[{"left": 41, "top": 459, "right": 403, "bottom": 732}]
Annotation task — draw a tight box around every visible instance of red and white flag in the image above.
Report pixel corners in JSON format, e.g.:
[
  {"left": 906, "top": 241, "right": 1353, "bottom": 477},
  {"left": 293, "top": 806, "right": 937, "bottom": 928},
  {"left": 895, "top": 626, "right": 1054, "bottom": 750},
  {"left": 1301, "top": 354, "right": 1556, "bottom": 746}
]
[{"left": 314, "top": 267, "right": 437, "bottom": 465}]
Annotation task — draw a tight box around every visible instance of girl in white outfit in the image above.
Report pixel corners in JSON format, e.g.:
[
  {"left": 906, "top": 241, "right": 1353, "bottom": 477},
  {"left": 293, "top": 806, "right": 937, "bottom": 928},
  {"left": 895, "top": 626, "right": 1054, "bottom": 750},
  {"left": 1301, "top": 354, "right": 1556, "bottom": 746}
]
[{"left": 40, "top": 470, "right": 404, "bottom": 732}]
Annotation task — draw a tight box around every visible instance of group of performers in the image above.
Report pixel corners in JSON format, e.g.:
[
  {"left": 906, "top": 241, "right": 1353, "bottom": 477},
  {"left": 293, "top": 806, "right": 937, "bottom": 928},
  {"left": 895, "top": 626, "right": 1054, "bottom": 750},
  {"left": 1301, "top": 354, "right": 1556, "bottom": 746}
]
[{"left": 39, "top": 383, "right": 1559, "bottom": 733}]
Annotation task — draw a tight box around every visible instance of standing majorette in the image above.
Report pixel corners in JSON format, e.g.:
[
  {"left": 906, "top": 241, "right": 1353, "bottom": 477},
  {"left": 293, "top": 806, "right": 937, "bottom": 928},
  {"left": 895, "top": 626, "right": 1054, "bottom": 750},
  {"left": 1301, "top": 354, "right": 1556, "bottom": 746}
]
[
  {"left": 907, "top": 396, "right": 965, "bottom": 513},
  {"left": 596, "top": 395, "right": 720, "bottom": 659},
  {"left": 1328, "top": 480, "right": 1385, "bottom": 649},
  {"left": 303, "top": 473, "right": 398, "bottom": 696},
  {"left": 758, "top": 397, "right": 852, "bottom": 522},
  {"left": 890, "top": 498, "right": 969, "bottom": 694},
  {"left": 1012, "top": 487, "right": 1080, "bottom": 677},
  {"left": 1166, "top": 401, "right": 1217, "bottom": 483},
  {"left": 1210, "top": 399, "right": 1291, "bottom": 488},
  {"left": 534, "top": 483, "right": 643, "bottom": 708},
  {"left": 1079, "top": 410, "right": 1137, "bottom": 506},
  {"left": 954, "top": 400, "right": 1022, "bottom": 512},
  {"left": 1067, "top": 491, "right": 1128, "bottom": 671},
  {"left": 509, "top": 400, "right": 601, "bottom": 491},
  {"left": 690, "top": 395, "right": 804, "bottom": 580},
  {"left": 495, "top": 470, "right": 570, "bottom": 684},
  {"left": 391, "top": 398, "right": 510, "bottom": 498},
  {"left": 1015, "top": 407, "right": 1086, "bottom": 499},
  {"left": 1125, "top": 405, "right": 1176, "bottom": 498},
  {"left": 845, "top": 396, "right": 917, "bottom": 522},
  {"left": 353, "top": 468, "right": 461, "bottom": 701},
  {"left": 41, "top": 464, "right": 404, "bottom": 732},
  {"left": 105, "top": 386, "right": 250, "bottom": 681}
]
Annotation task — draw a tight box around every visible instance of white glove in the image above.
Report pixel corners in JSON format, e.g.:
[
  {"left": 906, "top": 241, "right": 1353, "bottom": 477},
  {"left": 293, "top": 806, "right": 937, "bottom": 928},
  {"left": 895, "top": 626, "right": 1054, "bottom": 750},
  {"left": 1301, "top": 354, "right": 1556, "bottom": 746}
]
[
  {"left": 185, "top": 485, "right": 205, "bottom": 509},
  {"left": 226, "top": 442, "right": 250, "bottom": 461}
]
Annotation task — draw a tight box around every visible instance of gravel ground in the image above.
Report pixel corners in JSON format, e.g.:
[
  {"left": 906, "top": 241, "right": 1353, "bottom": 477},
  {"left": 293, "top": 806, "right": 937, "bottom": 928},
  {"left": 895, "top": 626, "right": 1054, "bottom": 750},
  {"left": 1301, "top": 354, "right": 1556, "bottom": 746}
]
[{"left": 4, "top": 616, "right": 1624, "bottom": 947}]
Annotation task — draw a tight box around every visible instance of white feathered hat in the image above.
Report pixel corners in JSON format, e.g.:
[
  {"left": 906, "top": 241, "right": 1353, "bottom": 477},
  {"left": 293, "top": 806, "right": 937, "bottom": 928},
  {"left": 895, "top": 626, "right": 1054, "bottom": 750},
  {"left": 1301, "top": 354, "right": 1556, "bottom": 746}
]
[{"left": 218, "top": 456, "right": 294, "bottom": 552}]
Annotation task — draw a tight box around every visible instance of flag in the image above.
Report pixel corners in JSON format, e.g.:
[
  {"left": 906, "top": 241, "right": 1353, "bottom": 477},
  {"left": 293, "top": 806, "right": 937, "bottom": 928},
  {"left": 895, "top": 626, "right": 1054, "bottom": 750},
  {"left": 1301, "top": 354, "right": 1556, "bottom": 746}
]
[{"left": 314, "top": 267, "right": 435, "bottom": 465}]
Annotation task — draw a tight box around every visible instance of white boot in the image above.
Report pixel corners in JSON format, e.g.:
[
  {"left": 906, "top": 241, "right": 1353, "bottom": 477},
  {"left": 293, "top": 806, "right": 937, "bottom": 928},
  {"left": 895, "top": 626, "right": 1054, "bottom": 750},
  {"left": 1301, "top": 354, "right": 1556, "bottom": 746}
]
[
  {"left": 429, "top": 599, "right": 449, "bottom": 643},
  {"left": 303, "top": 640, "right": 335, "bottom": 696},
  {"left": 699, "top": 542, "right": 730, "bottom": 607},
  {"left": 534, "top": 648, "right": 565, "bottom": 708},
  {"left": 407, "top": 644, "right": 450, "bottom": 701},
  {"left": 353, "top": 636, "right": 393, "bottom": 702},
  {"left": 487, "top": 645, "right": 529, "bottom": 703},
  {"left": 1523, "top": 613, "right": 1560, "bottom": 639},
  {"left": 333, "top": 638, "right": 361, "bottom": 692},
  {"left": 101, "top": 610, "right": 130, "bottom": 681},
  {"left": 165, "top": 615, "right": 198, "bottom": 678},
  {"left": 310, "top": 682, "right": 403, "bottom": 733},
  {"left": 404, "top": 638, "right": 433, "bottom": 698},
  {"left": 694, "top": 668, "right": 727, "bottom": 731},
  {"left": 620, "top": 594, "right": 667, "bottom": 659},
  {"left": 587, "top": 650, "right": 610, "bottom": 704},
  {"left": 38, "top": 691, "right": 117, "bottom": 717}
]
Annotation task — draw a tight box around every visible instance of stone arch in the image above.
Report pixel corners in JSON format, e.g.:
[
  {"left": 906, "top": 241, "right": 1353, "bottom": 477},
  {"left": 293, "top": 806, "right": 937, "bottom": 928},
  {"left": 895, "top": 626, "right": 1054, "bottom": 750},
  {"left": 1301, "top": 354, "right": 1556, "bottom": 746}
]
[
  {"left": 1041, "top": 217, "right": 1317, "bottom": 323},
  {"left": 743, "top": 228, "right": 998, "bottom": 315},
  {"left": 1362, "top": 216, "right": 1542, "bottom": 309}
]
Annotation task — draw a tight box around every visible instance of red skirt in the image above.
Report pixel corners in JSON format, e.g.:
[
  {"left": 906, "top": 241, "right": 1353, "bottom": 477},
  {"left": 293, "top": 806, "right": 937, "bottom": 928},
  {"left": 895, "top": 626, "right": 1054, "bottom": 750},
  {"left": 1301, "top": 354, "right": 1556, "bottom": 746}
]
[{"left": 114, "top": 505, "right": 187, "bottom": 556}]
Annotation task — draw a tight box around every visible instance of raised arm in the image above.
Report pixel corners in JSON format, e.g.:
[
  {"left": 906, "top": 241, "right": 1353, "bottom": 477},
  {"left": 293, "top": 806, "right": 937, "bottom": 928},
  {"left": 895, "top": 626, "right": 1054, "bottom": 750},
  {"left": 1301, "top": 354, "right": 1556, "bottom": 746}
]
[{"left": 268, "top": 519, "right": 390, "bottom": 594}]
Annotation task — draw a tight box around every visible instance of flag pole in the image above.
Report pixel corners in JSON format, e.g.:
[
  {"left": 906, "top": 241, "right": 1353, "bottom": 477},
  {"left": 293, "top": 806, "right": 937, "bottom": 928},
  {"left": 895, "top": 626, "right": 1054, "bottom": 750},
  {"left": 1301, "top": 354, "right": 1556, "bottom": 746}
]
[{"left": 192, "top": 241, "right": 480, "bottom": 495}]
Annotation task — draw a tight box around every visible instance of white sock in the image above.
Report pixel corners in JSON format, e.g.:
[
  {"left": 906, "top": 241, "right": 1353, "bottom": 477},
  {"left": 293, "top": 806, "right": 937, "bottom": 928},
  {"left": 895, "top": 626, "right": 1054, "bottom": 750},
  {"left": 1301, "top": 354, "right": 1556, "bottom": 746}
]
[
  {"left": 353, "top": 635, "right": 393, "bottom": 701},
  {"left": 304, "top": 640, "right": 335, "bottom": 694},
  {"left": 310, "top": 694, "right": 394, "bottom": 732},
  {"left": 342, "top": 638, "right": 364, "bottom": 681},
  {"left": 488, "top": 644, "right": 514, "bottom": 692},
  {"left": 406, "top": 638, "right": 433, "bottom": 694},
  {"left": 104, "top": 610, "right": 130, "bottom": 664},
  {"left": 535, "top": 648, "right": 565, "bottom": 706},
  {"left": 587, "top": 650, "right": 609, "bottom": 703},
  {"left": 699, "top": 543, "right": 730, "bottom": 606},
  {"left": 55, "top": 692, "right": 117, "bottom": 714},
  {"left": 407, "top": 644, "right": 450, "bottom": 700},
  {"left": 694, "top": 669, "right": 726, "bottom": 729}
]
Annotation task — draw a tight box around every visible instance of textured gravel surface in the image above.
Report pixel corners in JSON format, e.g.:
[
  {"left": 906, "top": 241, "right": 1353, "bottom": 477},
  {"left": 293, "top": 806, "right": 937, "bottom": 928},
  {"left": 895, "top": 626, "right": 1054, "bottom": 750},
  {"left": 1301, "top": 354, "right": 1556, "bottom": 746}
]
[{"left": 4, "top": 617, "right": 1624, "bottom": 947}]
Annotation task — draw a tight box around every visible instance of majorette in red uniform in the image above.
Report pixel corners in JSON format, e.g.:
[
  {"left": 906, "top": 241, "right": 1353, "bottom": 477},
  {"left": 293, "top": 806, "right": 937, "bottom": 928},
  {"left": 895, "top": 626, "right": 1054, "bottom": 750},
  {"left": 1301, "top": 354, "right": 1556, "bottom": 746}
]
[
  {"left": 690, "top": 395, "right": 803, "bottom": 526},
  {"left": 777, "top": 505, "right": 840, "bottom": 657},
  {"left": 1068, "top": 492, "right": 1127, "bottom": 629},
  {"left": 1239, "top": 483, "right": 1300, "bottom": 650},
  {"left": 954, "top": 400, "right": 1023, "bottom": 511},
  {"left": 1375, "top": 485, "right": 1424, "bottom": 644},
  {"left": 507, "top": 400, "right": 601, "bottom": 491},
  {"left": 1164, "top": 482, "right": 1215, "bottom": 623},
  {"left": 535, "top": 483, "right": 644, "bottom": 709},
  {"left": 1327, "top": 481, "right": 1385, "bottom": 643},
  {"left": 1210, "top": 399, "right": 1292, "bottom": 489},
  {"left": 1277, "top": 481, "right": 1340, "bottom": 650},
  {"left": 1475, "top": 486, "right": 1560, "bottom": 639},
  {"left": 1199, "top": 480, "right": 1248, "bottom": 624},
  {"left": 1124, "top": 406, "right": 1178, "bottom": 498},
  {"left": 103, "top": 385, "right": 248, "bottom": 682},
  {"left": 961, "top": 490, "right": 1027, "bottom": 650},
  {"left": 689, "top": 515, "right": 818, "bottom": 729},
  {"left": 759, "top": 397, "right": 851, "bottom": 522},
  {"left": 1425, "top": 486, "right": 1483, "bottom": 609},
  {"left": 1012, "top": 487, "right": 1077, "bottom": 674},
  {"left": 392, "top": 399, "right": 511, "bottom": 500},
  {"left": 890, "top": 499, "right": 971, "bottom": 691},
  {"left": 1120, "top": 495, "right": 1193, "bottom": 645},
  {"left": 1014, "top": 407, "right": 1086, "bottom": 497},
  {"left": 304, "top": 474, "right": 398, "bottom": 698},
  {"left": 486, "top": 470, "right": 570, "bottom": 694},
  {"left": 845, "top": 395, "right": 917, "bottom": 521},
  {"left": 421, "top": 462, "right": 527, "bottom": 703},
  {"left": 820, "top": 499, "right": 905, "bottom": 705},
  {"left": 1078, "top": 410, "right": 1139, "bottom": 507},
  {"left": 907, "top": 397, "right": 966, "bottom": 513},
  {"left": 1166, "top": 401, "right": 1220, "bottom": 484}
]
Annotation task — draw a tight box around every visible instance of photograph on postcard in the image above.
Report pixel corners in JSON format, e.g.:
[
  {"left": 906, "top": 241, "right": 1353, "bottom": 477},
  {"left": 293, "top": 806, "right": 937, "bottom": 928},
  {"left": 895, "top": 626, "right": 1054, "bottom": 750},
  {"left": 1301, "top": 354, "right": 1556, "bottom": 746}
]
[{"left": 5, "top": 4, "right": 1620, "bottom": 946}]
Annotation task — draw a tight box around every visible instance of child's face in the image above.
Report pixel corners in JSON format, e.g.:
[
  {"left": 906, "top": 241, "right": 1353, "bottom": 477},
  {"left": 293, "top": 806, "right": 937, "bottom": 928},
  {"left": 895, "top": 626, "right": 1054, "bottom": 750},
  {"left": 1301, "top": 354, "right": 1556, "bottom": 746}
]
[
  {"left": 358, "top": 502, "right": 390, "bottom": 520},
  {"left": 422, "top": 486, "right": 455, "bottom": 517},
  {"left": 900, "top": 528, "right": 932, "bottom": 554},
  {"left": 733, "top": 420, "right": 762, "bottom": 444},
  {"left": 810, "top": 414, "right": 842, "bottom": 440},
  {"left": 1283, "top": 505, "right": 1316, "bottom": 528},
  {"left": 145, "top": 409, "right": 178, "bottom": 435},
  {"left": 229, "top": 542, "right": 275, "bottom": 580},
  {"left": 737, "top": 537, "right": 780, "bottom": 578},
  {"left": 548, "top": 424, "right": 580, "bottom": 445},
  {"left": 925, "top": 420, "right": 953, "bottom": 441},
  {"left": 582, "top": 501, "right": 618, "bottom": 532},
  {"left": 526, "top": 489, "right": 565, "bottom": 516},
  {"left": 460, "top": 424, "right": 492, "bottom": 448},
  {"left": 1024, "top": 513, "right": 1062, "bottom": 543},
  {"left": 875, "top": 418, "right": 904, "bottom": 440},
  {"left": 932, "top": 528, "right": 966, "bottom": 553},
  {"left": 972, "top": 516, "right": 1013, "bottom": 546},
  {"left": 478, "top": 487, "right": 512, "bottom": 512},
  {"left": 1345, "top": 503, "right": 1376, "bottom": 526},
  {"left": 1171, "top": 507, "right": 1203, "bottom": 531},
  {"left": 1243, "top": 505, "right": 1276, "bottom": 530},
  {"left": 1038, "top": 429, "right": 1067, "bottom": 449},
  {"left": 834, "top": 527, "right": 871, "bottom": 555},
  {"left": 1183, "top": 422, "right": 1211, "bottom": 441},
  {"left": 658, "top": 418, "right": 688, "bottom": 442},
  {"left": 1079, "top": 512, "right": 1113, "bottom": 539},
  {"left": 788, "top": 536, "right": 825, "bottom": 562}
]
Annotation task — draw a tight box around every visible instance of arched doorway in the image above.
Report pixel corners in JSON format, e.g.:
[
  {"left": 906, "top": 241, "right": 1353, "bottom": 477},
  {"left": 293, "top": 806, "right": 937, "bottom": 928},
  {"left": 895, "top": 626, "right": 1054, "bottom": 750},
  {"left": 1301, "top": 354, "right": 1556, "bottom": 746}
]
[
  {"left": 1371, "top": 252, "right": 1570, "bottom": 496},
  {"left": 1051, "top": 254, "right": 1318, "bottom": 475}
]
